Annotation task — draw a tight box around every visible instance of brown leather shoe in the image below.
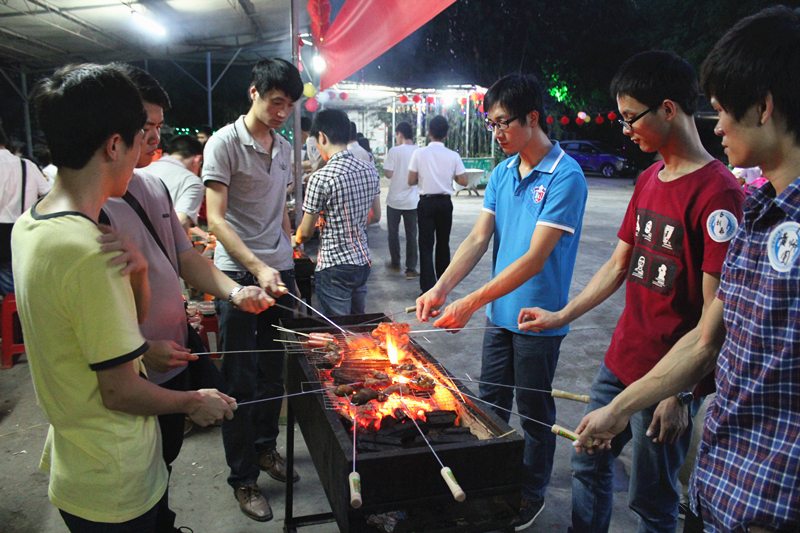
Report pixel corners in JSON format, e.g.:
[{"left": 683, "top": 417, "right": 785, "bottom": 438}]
[
  {"left": 257, "top": 449, "right": 300, "bottom": 483},
  {"left": 234, "top": 483, "right": 273, "bottom": 522}
]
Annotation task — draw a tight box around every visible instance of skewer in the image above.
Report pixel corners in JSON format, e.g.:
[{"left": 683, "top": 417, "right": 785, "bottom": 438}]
[
  {"left": 235, "top": 382, "right": 363, "bottom": 407},
  {"left": 275, "top": 325, "right": 310, "bottom": 338},
  {"left": 190, "top": 348, "right": 304, "bottom": 356},
  {"left": 432, "top": 380, "right": 596, "bottom": 448},
  {"left": 397, "top": 389, "right": 466, "bottom": 503},
  {"left": 462, "top": 375, "right": 590, "bottom": 404},
  {"left": 282, "top": 291, "right": 352, "bottom": 336},
  {"left": 276, "top": 339, "right": 305, "bottom": 344},
  {"left": 408, "top": 326, "right": 507, "bottom": 334},
  {"left": 347, "top": 397, "right": 362, "bottom": 508}
]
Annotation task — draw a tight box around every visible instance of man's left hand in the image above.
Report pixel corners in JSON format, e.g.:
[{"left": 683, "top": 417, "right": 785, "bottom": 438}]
[
  {"left": 647, "top": 397, "right": 689, "bottom": 445},
  {"left": 232, "top": 285, "right": 274, "bottom": 313},
  {"left": 433, "top": 296, "right": 477, "bottom": 331},
  {"left": 97, "top": 224, "right": 148, "bottom": 276}
]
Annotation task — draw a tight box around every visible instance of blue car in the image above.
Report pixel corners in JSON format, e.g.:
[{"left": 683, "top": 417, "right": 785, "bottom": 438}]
[{"left": 561, "top": 140, "right": 630, "bottom": 177}]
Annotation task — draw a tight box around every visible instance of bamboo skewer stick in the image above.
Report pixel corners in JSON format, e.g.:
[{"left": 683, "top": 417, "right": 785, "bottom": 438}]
[{"left": 462, "top": 375, "right": 590, "bottom": 404}]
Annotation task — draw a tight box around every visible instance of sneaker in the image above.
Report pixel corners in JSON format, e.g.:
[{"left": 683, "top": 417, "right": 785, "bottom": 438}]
[
  {"left": 512, "top": 498, "right": 545, "bottom": 531},
  {"left": 385, "top": 261, "right": 401, "bottom": 272},
  {"left": 405, "top": 269, "right": 420, "bottom": 280},
  {"left": 174, "top": 528, "right": 194, "bottom": 533},
  {"left": 234, "top": 483, "right": 273, "bottom": 522},
  {"left": 257, "top": 449, "right": 300, "bottom": 483},
  {"left": 678, "top": 501, "right": 691, "bottom": 520}
]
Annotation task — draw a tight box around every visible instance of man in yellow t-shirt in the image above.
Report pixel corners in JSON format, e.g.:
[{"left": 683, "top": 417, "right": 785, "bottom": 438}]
[{"left": 13, "top": 63, "right": 236, "bottom": 532}]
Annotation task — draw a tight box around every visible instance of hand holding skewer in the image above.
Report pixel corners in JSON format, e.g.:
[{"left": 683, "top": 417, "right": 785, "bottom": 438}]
[
  {"left": 573, "top": 403, "right": 629, "bottom": 454},
  {"left": 415, "top": 288, "right": 447, "bottom": 323},
  {"left": 517, "top": 307, "right": 567, "bottom": 334}
]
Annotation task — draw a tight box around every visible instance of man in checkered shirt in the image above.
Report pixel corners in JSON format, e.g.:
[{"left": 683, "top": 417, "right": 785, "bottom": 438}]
[
  {"left": 296, "top": 109, "right": 381, "bottom": 316},
  {"left": 573, "top": 7, "right": 800, "bottom": 533}
]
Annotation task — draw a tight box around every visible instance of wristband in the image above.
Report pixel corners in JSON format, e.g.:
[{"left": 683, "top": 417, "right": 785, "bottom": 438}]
[{"left": 228, "top": 285, "right": 245, "bottom": 308}]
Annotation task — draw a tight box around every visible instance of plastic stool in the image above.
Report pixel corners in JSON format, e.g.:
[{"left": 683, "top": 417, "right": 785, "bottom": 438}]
[{"left": 2, "top": 293, "right": 25, "bottom": 369}]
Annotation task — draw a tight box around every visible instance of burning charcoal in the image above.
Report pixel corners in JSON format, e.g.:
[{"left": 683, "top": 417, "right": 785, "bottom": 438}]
[
  {"left": 393, "top": 408, "right": 407, "bottom": 421},
  {"left": 375, "top": 420, "right": 426, "bottom": 441},
  {"left": 421, "top": 433, "right": 479, "bottom": 445},
  {"left": 359, "top": 434, "right": 405, "bottom": 447},
  {"left": 380, "top": 414, "right": 398, "bottom": 430},
  {"left": 424, "top": 410, "right": 458, "bottom": 428},
  {"left": 442, "top": 426, "right": 473, "bottom": 435},
  {"left": 352, "top": 387, "right": 379, "bottom": 405}
]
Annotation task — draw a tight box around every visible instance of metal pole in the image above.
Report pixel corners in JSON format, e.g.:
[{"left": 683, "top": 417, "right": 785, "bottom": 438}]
[
  {"left": 465, "top": 96, "right": 470, "bottom": 159},
  {"left": 206, "top": 52, "right": 213, "bottom": 128},
  {"left": 21, "top": 67, "right": 33, "bottom": 159},
  {"left": 290, "top": 0, "right": 303, "bottom": 229},
  {"left": 391, "top": 99, "right": 396, "bottom": 148}
]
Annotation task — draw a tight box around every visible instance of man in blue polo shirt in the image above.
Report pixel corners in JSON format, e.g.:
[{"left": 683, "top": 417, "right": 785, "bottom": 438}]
[{"left": 416, "top": 73, "right": 587, "bottom": 530}]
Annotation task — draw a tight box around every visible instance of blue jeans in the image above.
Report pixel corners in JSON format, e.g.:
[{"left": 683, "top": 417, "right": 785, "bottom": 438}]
[
  {"left": 387, "top": 206, "right": 418, "bottom": 271},
  {"left": 216, "top": 269, "right": 295, "bottom": 489},
  {"left": 315, "top": 264, "right": 370, "bottom": 317},
  {"left": 60, "top": 494, "right": 162, "bottom": 533},
  {"left": 570, "top": 362, "right": 698, "bottom": 533},
  {"left": 0, "top": 261, "right": 13, "bottom": 296},
  {"left": 479, "top": 318, "right": 563, "bottom": 502}
]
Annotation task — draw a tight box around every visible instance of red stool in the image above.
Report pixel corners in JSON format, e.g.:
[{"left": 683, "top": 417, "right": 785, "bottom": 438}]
[
  {"left": 200, "top": 313, "right": 220, "bottom": 358},
  {"left": 2, "top": 293, "right": 25, "bottom": 369}
]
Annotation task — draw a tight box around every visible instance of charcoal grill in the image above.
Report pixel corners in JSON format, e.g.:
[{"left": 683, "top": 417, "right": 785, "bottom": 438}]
[{"left": 282, "top": 313, "right": 524, "bottom": 533}]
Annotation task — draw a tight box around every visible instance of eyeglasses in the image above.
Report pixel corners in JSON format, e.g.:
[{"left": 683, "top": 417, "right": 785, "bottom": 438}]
[
  {"left": 485, "top": 116, "right": 521, "bottom": 132},
  {"left": 618, "top": 107, "right": 655, "bottom": 132}
]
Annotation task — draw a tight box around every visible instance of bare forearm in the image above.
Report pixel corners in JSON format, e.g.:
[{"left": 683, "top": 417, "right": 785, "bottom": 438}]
[
  {"left": 179, "top": 249, "right": 238, "bottom": 299},
  {"left": 177, "top": 212, "right": 192, "bottom": 232},
  {"left": 559, "top": 256, "right": 627, "bottom": 324},
  {"left": 130, "top": 269, "right": 150, "bottom": 324},
  {"left": 208, "top": 217, "right": 267, "bottom": 275},
  {"left": 99, "top": 363, "right": 202, "bottom": 416}
]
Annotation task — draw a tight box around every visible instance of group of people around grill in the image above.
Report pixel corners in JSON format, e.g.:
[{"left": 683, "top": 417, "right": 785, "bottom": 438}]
[{"left": 8, "top": 5, "right": 800, "bottom": 533}]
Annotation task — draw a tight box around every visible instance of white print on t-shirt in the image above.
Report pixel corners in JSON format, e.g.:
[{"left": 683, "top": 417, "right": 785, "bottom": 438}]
[
  {"left": 706, "top": 210, "right": 738, "bottom": 243},
  {"left": 632, "top": 255, "right": 646, "bottom": 278},
  {"left": 767, "top": 222, "right": 800, "bottom": 272},
  {"left": 643, "top": 220, "right": 653, "bottom": 242},
  {"left": 662, "top": 225, "right": 675, "bottom": 250},
  {"left": 652, "top": 263, "right": 667, "bottom": 288},
  {"left": 636, "top": 215, "right": 641, "bottom": 236}
]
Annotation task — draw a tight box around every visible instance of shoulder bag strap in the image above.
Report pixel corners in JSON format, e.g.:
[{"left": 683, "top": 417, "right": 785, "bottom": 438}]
[
  {"left": 20, "top": 159, "right": 27, "bottom": 215},
  {"left": 122, "top": 191, "right": 171, "bottom": 263}
]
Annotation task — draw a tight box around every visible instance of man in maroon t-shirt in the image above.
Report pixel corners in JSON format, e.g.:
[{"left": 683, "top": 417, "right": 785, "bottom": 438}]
[{"left": 518, "top": 51, "right": 744, "bottom": 533}]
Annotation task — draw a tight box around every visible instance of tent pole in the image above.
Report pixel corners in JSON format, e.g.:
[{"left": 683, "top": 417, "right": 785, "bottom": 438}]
[
  {"left": 465, "top": 96, "right": 470, "bottom": 159},
  {"left": 206, "top": 52, "right": 213, "bottom": 128},
  {"left": 391, "top": 99, "right": 396, "bottom": 148},
  {"left": 290, "top": 0, "right": 303, "bottom": 229},
  {"left": 21, "top": 67, "right": 33, "bottom": 159}
]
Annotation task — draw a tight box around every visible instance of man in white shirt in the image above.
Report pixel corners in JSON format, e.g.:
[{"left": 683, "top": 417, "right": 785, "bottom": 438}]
[
  {"left": 347, "top": 121, "right": 375, "bottom": 164},
  {"left": 146, "top": 135, "right": 204, "bottom": 231},
  {"left": 0, "top": 125, "right": 51, "bottom": 295},
  {"left": 383, "top": 122, "right": 420, "bottom": 279},
  {"left": 408, "top": 115, "right": 467, "bottom": 292}
]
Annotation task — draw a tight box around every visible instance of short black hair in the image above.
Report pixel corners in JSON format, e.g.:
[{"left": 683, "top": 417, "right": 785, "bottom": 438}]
[
  {"left": 357, "top": 137, "right": 372, "bottom": 153},
  {"left": 484, "top": 74, "right": 548, "bottom": 135},
  {"left": 610, "top": 51, "right": 699, "bottom": 115},
  {"left": 0, "top": 125, "right": 7, "bottom": 147},
  {"left": 701, "top": 6, "right": 800, "bottom": 141},
  {"left": 33, "top": 63, "right": 146, "bottom": 170},
  {"left": 197, "top": 125, "right": 213, "bottom": 136},
  {"left": 251, "top": 58, "right": 303, "bottom": 102},
  {"left": 428, "top": 115, "right": 449, "bottom": 140},
  {"left": 33, "top": 144, "right": 51, "bottom": 167},
  {"left": 311, "top": 109, "right": 351, "bottom": 145},
  {"left": 349, "top": 121, "right": 358, "bottom": 142},
  {"left": 395, "top": 121, "right": 413, "bottom": 140},
  {"left": 301, "top": 116, "right": 312, "bottom": 132},
  {"left": 165, "top": 135, "right": 203, "bottom": 158},
  {"left": 116, "top": 64, "right": 171, "bottom": 111}
]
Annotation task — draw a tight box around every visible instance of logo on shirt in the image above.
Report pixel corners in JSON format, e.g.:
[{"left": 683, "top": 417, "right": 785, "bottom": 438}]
[
  {"left": 662, "top": 225, "right": 675, "bottom": 250},
  {"left": 632, "top": 255, "right": 646, "bottom": 279},
  {"left": 652, "top": 263, "right": 668, "bottom": 288},
  {"left": 767, "top": 222, "right": 800, "bottom": 272},
  {"left": 706, "top": 210, "right": 738, "bottom": 243},
  {"left": 532, "top": 185, "right": 546, "bottom": 204}
]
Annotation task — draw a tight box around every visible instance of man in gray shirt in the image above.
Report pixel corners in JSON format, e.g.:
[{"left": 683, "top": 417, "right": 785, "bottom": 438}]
[
  {"left": 147, "top": 135, "right": 204, "bottom": 231},
  {"left": 203, "top": 57, "right": 303, "bottom": 523}
]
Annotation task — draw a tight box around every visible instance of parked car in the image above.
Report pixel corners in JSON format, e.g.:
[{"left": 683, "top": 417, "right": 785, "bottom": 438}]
[{"left": 561, "top": 140, "right": 630, "bottom": 177}]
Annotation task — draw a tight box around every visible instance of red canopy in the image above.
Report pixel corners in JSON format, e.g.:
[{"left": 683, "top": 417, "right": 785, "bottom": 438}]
[{"left": 319, "top": 0, "right": 457, "bottom": 89}]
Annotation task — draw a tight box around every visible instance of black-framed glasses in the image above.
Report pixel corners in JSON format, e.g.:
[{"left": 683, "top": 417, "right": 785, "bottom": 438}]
[
  {"left": 618, "top": 107, "right": 655, "bottom": 132},
  {"left": 485, "top": 115, "right": 521, "bottom": 132}
]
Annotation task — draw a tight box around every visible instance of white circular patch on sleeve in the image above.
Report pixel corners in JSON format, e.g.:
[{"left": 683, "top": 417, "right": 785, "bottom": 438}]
[
  {"left": 767, "top": 222, "right": 800, "bottom": 272},
  {"left": 706, "top": 210, "right": 738, "bottom": 243}
]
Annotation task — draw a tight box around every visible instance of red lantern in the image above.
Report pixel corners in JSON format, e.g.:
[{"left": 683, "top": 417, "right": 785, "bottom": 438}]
[
  {"left": 478, "top": 93, "right": 485, "bottom": 101},
  {"left": 596, "top": 116, "right": 604, "bottom": 124},
  {"left": 576, "top": 117, "right": 584, "bottom": 125},
  {"left": 546, "top": 116, "right": 554, "bottom": 124},
  {"left": 305, "top": 98, "right": 319, "bottom": 112},
  {"left": 412, "top": 95, "right": 422, "bottom": 103},
  {"left": 459, "top": 97, "right": 467, "bottom": 105},
  {"left": 298, "top": 37, "right": 304, "bottom": 47},
  {"left": 339, "top": 92, "right": 348, "bottom": 100},
  {"left": 561, "top": 116, "right": 570, "bottom": 125},
  {"left": 328, "top": 91, "right": 336, "bottom": 100},
  {"left": 478, "top": 104, "right": 484, "bottom": 113},
  {"left": 426, "top": 96, "right": 435, "bottom": 104},
  {"left": 399, "top": 95, "right": 408, "bottom": 103},
  {"left": 607, "top": 111, "right": 617, "bottom": 121},
  {"left": 471, "top": 93, "right": 480, "bottom": 102},
  {"left": 307, "top": 0, "right": 332, "bottom": 47}
]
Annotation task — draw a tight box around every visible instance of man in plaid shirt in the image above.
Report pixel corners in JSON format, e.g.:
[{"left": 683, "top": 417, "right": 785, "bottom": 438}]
[
  {"left": 572, "top": 7, "right": 800, "bottom": 533},
  {"left": 296, "top": 109, "right": 381, "bottom": 316}
]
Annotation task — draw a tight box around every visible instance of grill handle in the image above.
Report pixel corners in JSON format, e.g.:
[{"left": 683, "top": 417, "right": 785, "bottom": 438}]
[
  {"left": 440, "top": 467, "right": 466, "bottom": 502},
  {"left": 349, "top": 472, "right": 362, "bottom": 508}
]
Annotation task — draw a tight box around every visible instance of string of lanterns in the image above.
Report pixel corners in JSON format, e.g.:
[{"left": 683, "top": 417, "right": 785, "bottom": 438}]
[{"left": 303, "top": 82, "right": 349, "bottom": 112}]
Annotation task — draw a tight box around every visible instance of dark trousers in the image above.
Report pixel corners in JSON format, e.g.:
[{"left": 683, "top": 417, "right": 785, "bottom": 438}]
[
  {"left": 417, "top": 195, "right": 453, "bottom": 293},
  {"left": 387, "top": 206, "right": 418, "bottom": 271},
  {"left": 216, "top": 269, "right": 295, "bottom": 490},
  {"left": 60, "top": 493, "right": 164, "bottom": 533}
]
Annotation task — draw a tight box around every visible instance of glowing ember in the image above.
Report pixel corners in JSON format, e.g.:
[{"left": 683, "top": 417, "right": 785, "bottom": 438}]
[{"left": 386, "top": 334, "right": 400, "bottom": 364}]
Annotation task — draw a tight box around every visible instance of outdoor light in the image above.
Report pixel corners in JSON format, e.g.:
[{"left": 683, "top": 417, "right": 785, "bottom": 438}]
[
  {"left": 313, "top": 55, "right": 326, "bottom": 72},
  {"left": 131, "top": 11, "right": 166, "bottom": 36},
  {"left": 441, "top": 95, "right": 453, "bottom": 107}
]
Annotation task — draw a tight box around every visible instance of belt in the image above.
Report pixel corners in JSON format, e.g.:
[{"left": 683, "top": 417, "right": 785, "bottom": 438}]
[{"left": 419, "top": 193, "right": 450, "bottom": 198}]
